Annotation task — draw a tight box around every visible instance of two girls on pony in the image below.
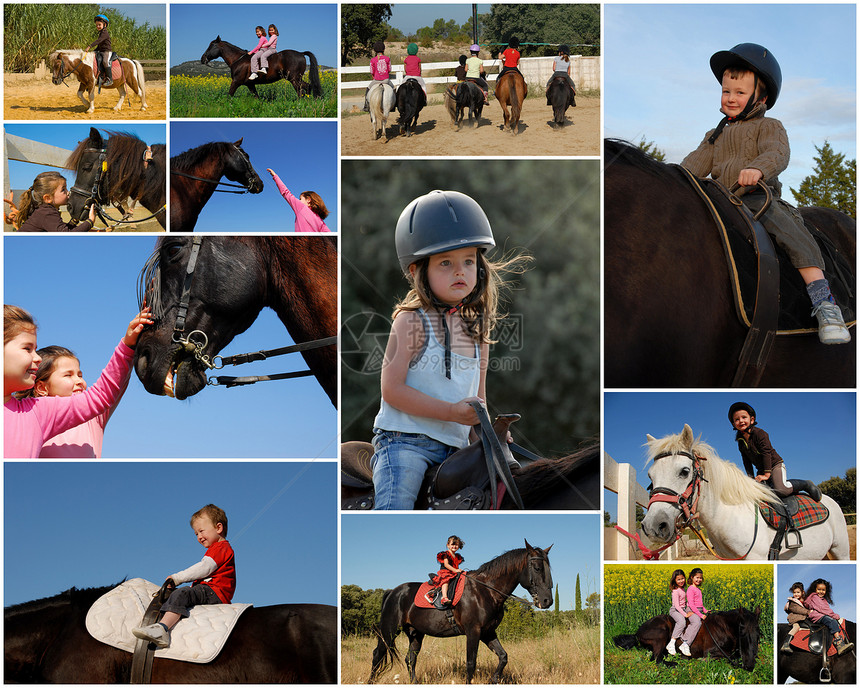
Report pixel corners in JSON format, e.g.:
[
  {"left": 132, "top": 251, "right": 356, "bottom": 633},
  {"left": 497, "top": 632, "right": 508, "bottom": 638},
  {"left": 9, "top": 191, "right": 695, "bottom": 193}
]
[
  {"left": 16, "top": 171, "right": 96, "bottom": 232},
  {"left": 369, "top": 190, "right": 530, "bottom": 509},
  {"left": 248, "top": 24, "right": 278, "bottom": 80},
  {"left": 666, "top": 568, "right": 708, "bottom": 657},
  {"left": 3, "top": 304, "right": 151, "bottom": 458}
]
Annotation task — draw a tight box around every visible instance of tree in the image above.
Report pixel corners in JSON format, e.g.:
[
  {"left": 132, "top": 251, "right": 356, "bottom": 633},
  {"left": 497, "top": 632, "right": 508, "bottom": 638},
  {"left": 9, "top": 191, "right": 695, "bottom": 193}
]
[
  {"left": 554, "top": 584, "right": 560, "bottom": 612},
  {"left": 575, "top": 573, "right": 582, "bottom": 611},
  {"left": 585, "top": 592, "right": 600, "bottom": 611},
  {"left": 341, "top": 4, "right": 392, "bottom": 66},
  {"left": 637, "top": 138, "right": 666, "bottom": 162},
  {"left": 790, "top": 141, "right": 856, "bottom": 218},
  {"left": 483, "top": 4, "right": 600, "bottom": 57},
  {"left": 819, "top": 467, "right": 856, "bottom": 523}
]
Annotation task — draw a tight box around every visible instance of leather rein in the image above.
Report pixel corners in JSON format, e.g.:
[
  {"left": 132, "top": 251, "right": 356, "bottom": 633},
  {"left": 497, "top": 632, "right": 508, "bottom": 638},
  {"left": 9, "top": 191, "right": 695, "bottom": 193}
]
[{"left": 170, "top": 144, "right": 259, "bottom": 194}]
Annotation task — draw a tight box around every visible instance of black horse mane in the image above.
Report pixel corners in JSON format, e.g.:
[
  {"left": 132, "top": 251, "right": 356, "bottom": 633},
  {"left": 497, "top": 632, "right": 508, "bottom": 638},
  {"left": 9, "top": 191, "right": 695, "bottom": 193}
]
[
  {"left": 604, "top": 138, "right": 679, "bottom": 179},
  {"left": 4, "top": 580, "right": 125, "bottom": 616},
  {"left": 471, "top": 547, "right": 543, "bottom": 578},
  {"left": 513, "top": 440, "right": 598, "bottom": 502},
  {"left": 171, "top": 141, "right": 241, "bottom": 171}
]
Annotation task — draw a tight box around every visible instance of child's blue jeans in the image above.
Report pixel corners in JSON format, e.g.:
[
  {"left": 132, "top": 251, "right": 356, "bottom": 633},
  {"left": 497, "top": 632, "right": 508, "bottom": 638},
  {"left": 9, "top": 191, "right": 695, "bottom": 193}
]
[
  {"left": 814, "top": 615, "right": 841, "bottom": 635},
  {"left": 160, "top": 584, "right": 222, "bottom": 618},
  {"left": 371, "top": 430, "right": 456, "bottom": 510}
]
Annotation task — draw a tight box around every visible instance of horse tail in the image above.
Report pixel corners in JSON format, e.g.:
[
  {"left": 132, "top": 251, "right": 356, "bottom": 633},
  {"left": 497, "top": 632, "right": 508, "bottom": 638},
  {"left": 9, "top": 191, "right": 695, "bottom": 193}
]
[
  {"left": 612, "top": 633, "right": 639, "bottom": 650},
  {"left": 303, "top": 51, "right": 322, "bottom": 98},
  {"left": 369, "top": 589, "right": 401, "bottom": 682},
  {"left": 134, "top": 60, "right": 147, "bottom": 96}
]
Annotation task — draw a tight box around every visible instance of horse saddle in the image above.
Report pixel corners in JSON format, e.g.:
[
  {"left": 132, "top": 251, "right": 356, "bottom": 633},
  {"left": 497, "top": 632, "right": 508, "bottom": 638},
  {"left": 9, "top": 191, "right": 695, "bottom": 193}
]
[
  {"left": 92, "top": 52, "right": 122, "bottom": 81},
  {"left": 414, "top": 572, "right": 466, "bottom": 610},
  {"left": 85, "top": 578, "right": 252, "bottom": 666},
  {"left": 679, "top": 171, "right": 856, "bottom": 334},
  {"left": 759, "top": 494, "right": 829, "bottom": 558},
  {"left": 790, "top": 620, "right": 846, "bottom": 657}
]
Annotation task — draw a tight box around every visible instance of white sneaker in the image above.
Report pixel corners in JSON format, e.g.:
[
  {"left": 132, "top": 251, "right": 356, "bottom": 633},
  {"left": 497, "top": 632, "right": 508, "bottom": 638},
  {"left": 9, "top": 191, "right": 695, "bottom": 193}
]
[
  {"left": 248, "top": 73, "right": 258, "bottom": 80},
  {"left": 666, "top": 639, "right": 677, "bottom": 655},
  {"left": 812, "top": 301, "right": 851, "bottom": 344},
  {"left": 678, "top": 641, "right": 691, "bottom": 656},
  {"left": 132, "top": 623, "right": 170, "bottom": 648}
]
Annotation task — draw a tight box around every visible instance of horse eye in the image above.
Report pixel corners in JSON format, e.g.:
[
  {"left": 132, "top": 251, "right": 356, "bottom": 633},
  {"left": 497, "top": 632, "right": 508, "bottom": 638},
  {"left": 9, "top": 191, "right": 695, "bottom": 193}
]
[{"left": 680, "top": 467, "right": 690, "bottom": 477}]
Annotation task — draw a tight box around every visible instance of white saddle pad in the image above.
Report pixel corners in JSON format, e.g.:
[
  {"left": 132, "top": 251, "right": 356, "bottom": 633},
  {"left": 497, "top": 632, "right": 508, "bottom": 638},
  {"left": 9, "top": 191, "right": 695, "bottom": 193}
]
[{"left": 85, "top": 578, "right": 252, "bottom": 664}]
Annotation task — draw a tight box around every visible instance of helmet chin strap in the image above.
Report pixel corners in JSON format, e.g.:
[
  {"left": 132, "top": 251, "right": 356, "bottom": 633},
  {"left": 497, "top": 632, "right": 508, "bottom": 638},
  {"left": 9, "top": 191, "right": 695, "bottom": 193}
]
[
  {"left": 426, "top": 271, "right": 483, "bottom": 379},
  {"left": 709, "top": 73, "right": 760, "bottom": 144}
]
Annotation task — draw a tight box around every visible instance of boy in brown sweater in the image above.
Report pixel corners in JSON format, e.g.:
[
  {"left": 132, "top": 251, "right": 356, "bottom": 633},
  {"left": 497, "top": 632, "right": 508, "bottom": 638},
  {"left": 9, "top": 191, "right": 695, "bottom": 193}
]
[{"left": 682, "top": 43, "right": 850, "bottom": 345}]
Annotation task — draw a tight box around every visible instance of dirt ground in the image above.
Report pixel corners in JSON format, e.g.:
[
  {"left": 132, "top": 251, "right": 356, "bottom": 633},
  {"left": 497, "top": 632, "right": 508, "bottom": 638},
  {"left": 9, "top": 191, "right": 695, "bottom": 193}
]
[
  {"left": 4, "top": 73, "right": 166, "bottom": 120},
  {"left": 341, "top": 93, "right": 599, "bottom": 157}
]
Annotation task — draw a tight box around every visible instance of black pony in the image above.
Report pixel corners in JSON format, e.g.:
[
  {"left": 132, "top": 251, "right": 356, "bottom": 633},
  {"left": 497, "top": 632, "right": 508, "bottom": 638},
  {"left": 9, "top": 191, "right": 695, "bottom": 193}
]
[
  {"left": 612, "top": 607, "right": 762, "bottom": 671},
  {"left": 65, "top": 127, "right": 166, "bottom": 230},
  {"left": 445, "top": 80, "right": 485, "bottom": 129},
  {"left": 395, "top": 78, "right": 427, "bottom": 137},
  {"left": 368, "top": 542, "right": 553, "bottom": 684},
  {"left": 169, "top": 139, "right": 264, "bottom": 232},
  {"left": 777, "top": 620, "right": 856, "bottom": 684},
  {"left": 4, "top": 583, "right": 336, "bottom": 683},
  {"left": 547, "top": 75, "right": 576, "bottom": 128},
  {"left": 604, "top": 138, "right": 855, "bottom": 387},
  {"left": 200, "top": 36, "right": 322, "bottom": 98}
]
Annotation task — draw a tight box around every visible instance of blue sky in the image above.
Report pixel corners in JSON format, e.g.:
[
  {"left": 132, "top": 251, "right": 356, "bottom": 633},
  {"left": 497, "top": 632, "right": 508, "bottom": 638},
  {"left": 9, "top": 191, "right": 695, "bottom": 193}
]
[
  {"left": 170, "top": 121, "right": 337, "bottom": 233},
  {"left": 386, "top": 3, "right": 492, "bottom": 34},
  {"left": 341, "top": 513, "right": 600, "bottom": 611},
  {"left": 103, "top": 4, "right": 165, "bottom": 28},
  {"left": 3, "top": 236, "right": 337, "bottom": 458},
  {"left": 170, "top": 3, "right": 337, "bottom": 68},
  {"left": 604, "top": 392, "right": 856, "bottom": 521},
  {"left": 604, "top": 4, "right": 856, "bottom": 197},
  {"left": 776, "top": 563, "right": 856, "bottom": 622},
  {"left": 4, "top": 462, "right": 337, "bottom": 607}
]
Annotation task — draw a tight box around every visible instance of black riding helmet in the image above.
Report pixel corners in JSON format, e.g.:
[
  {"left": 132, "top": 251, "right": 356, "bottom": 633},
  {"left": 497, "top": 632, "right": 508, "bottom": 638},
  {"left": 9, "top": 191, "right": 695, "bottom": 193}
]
[
  {"left": 710, "top": 43, "right": 782, "bottom": 110},
  {"left": 395, "top": 190, "right": 495, "bottom": 274},
  {"left": 559, "top": 44, "right": 570, "bottom": 55},
  {"left": 728, "top": 401, "right": 757, "bottom": 426},
  {"left": 508, "top": 36, "right": 520, "bottom": 50}
]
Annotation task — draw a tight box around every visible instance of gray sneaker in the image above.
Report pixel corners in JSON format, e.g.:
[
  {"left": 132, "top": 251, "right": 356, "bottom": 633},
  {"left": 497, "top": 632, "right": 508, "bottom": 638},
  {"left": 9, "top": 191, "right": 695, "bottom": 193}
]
[
  {"left": 132, "top": 622, "right": 170, "bottom": 648},
  {"left": 812, "top": 301, "right": 851, "bottom": 344}
]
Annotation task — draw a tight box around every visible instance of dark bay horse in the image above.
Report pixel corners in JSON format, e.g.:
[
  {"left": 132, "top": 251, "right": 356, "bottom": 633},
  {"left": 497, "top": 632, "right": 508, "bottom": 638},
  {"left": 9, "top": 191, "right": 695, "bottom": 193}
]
[
  {"left": 495, "top": 70, "right": 527, "bottom": 134},
  {"left": 395, "top": 78, "right": 427, "bottom": 137},
  {"left": 547, "top": 75, "right": 576, "bottom": 128},
  {"left": 444, "top": 80, "right": 485, "bottom": 129},
  {"left": 134, "top": 236, "right": 337, "bottom": 405},
  {"left": 169, "top": 139, "right": 264, "bottom": 231},
  {"left": 604, "top": 138, "right": 856, "bottom": 387},
  {"left": 369, "top": 542, "right": 553, "bottom": 684},
  {"left": 777, "top": 621, "right": 856, "bottom": 684},
  {"left": 50, "top": 49, "right": 147, "bottom": 113},
  {"left": 612, "top": 607, "right": 762, "bottom": 671},
  {"left": 200, "top": 36, "right": 322, "bottom": 98},
  {"left": 65, "top": 128, "right": 166, "bottom": 230},
  {"left": 341, "top": 439, "right": 599, "bottom": 510},
  {"left": 4, "top": 583, "right": 336, "bottom": 683}
]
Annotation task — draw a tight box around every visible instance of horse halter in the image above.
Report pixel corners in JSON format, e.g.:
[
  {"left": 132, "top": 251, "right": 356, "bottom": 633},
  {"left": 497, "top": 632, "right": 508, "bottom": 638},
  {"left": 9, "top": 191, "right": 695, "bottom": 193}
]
[
  {"left": 53, "top": 53, "right": 85, "bottom": 87},
  {"left": 647, "top": 450, "right": 706, "bottom": 528},
  {"left": 68, "top": 146, "right": 109, "bottom": 223}
]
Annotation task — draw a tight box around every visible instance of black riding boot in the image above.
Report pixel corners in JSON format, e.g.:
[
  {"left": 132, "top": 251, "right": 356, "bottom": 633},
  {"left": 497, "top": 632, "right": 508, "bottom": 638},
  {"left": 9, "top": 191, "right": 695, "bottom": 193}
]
[
  {"left": 780, "top": 635, "right": 794, "bottom": 654},
  {"left": 791, "top": 479, "right": 822, "bottom": 501}
]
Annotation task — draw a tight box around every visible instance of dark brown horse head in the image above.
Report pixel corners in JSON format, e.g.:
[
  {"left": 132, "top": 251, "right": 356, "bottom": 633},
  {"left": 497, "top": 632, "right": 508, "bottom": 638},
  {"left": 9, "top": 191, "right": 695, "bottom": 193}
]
[
  {"left": 200, "top": 36, "right": 222, "bottom": 65},
  {"left": 522, "top": 540, "right": 554, "bottom": 609},
  {"left": 737, "top": 606, "right": 762, "bottom": 672}
]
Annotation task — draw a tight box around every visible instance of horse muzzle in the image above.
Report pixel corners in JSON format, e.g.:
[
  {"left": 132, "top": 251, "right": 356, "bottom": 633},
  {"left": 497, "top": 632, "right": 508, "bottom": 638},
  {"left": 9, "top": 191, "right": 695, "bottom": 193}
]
[
  {"left": 135, "top": 343, "right": 207, "bottom": 400},
  {"left": 640, "top": 507, "right": 677, "bottom": 543}
]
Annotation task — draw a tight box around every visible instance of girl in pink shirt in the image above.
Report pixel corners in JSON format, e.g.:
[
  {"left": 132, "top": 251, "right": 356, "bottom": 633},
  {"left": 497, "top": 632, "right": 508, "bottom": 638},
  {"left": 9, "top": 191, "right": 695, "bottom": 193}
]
[
  {"left": 666, "top": 569, "right": 691, "bottom": 656},
  {"left": 247, "top": 26, "right": 267, "bottom": 62},
  {"left": 17, "top": 345, "right": 131, "bottom": 458},
  {"left": 803, "top": 578, "right": 854, "bottom": 653},
  {"left": 249, "top": 24, "right": 279, "bottom": 79},
  {"left": 266, "top": 168, "right": 332, "bottom": 233},
  {"left": 4, "top": 304, "right": 151, "bottom": 458},
  {"left": 679, "top": 567, "right": 709, "bottom": 656}
]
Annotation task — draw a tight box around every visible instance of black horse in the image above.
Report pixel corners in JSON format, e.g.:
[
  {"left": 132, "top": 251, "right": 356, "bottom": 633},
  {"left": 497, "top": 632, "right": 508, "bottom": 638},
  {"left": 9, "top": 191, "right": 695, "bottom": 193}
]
[
  {"left": 395, "top": 78, "right": 427, "bottom": 137},
  {"left": 4, "top": 583, "right": 336, "bottom": 683},
  {"left": 547, "top": 75, "right": 576, "bottom": 128},
  {"left": 604, "top": 138, "right": 856, "bottom": 387},
  {"left": 169, "top": 139, "right": 264, "bottom": 232},
  {"left": 65, "top": 127, "right": 166, "bottom": 230},
  {"left": 134, "top": 236, "right": 337, "bottom": 405},
  {"left": 777, "top": 621, "right": 856, "bottom": 684},
  {"left": 200, "top": 36, "right": 322, "bottom": 98},
  {"left": 369, "top": 541, "right": 553, "bottom": 684},
  {"left": 445, "top": 80, "right": 485, "bottom": 129},
  {"left": 612, "top": 607, "right": 763, "bottom": 671}
]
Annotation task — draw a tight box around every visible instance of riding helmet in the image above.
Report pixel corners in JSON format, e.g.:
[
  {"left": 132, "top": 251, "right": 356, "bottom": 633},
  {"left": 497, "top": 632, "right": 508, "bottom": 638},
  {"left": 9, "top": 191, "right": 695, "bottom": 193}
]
[
  {"left": 94, "top": 14, "right": 109, "bottom": 25},
  {"left": 728, "top": 401, "right": 757, "bottom": 425},
  {"left": 709, "top": 43, "right": 782, "bottom": 109},
  {"left": 559, "top": 44, "right": 571, "bottom": 55},
  {"left": 395, "top": 190, "right": 495, "bottom": 274},
  {"left": 508, "top": 37, "right": 520, "bottom": 49},
  {"left": 407, "top": 43, "right": 419, "bottom": 56},
  {"left": 469, "top": 44, "right": 481, "bottom": 53},
  {"left": 373, "top": 40, "right": 385, "bottom": 54}
]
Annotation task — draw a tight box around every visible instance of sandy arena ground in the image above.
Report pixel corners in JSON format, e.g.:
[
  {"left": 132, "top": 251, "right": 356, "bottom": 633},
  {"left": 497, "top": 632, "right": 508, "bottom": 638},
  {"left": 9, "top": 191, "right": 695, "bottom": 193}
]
[
  {"left": 4, "top": 73, "right": 166, "bottom": 120},
  {"left": 341, "top": 93, "right": 599, "bottom": 157}
]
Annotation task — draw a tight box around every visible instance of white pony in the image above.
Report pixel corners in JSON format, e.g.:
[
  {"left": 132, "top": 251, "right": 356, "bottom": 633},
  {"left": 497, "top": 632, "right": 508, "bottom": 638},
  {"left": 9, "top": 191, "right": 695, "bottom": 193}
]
[
  {"left": 367, "top": 81, "right": 395, "bottom": 142},
  {"left": 50, "top": 49, "right": 147, "bottom": 113},
  {"left": 641, "top": 424, "right": 849, "bottom": 560}
]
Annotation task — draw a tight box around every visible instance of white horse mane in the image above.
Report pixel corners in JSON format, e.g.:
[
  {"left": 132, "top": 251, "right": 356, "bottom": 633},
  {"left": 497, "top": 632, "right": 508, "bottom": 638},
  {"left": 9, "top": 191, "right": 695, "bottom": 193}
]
[
  {"left": 646, "top": 425, "right": 779, "bottom": 506},
  {"left": 50, "top": 49, "right": 90, "bottom": 60}
]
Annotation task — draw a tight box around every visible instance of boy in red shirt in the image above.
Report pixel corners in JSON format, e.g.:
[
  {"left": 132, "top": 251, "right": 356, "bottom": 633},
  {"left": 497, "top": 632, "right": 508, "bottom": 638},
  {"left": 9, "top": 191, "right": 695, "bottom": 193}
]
[{"left": 132, "top": 504, "right": 236, "bottom": 648}]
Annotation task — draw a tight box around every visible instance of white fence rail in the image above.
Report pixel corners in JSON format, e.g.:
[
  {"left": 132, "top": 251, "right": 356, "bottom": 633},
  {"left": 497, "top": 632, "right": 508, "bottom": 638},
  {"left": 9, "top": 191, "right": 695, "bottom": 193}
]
[{"left": 4, "top": 130, "right": 74, "bottom": 227}]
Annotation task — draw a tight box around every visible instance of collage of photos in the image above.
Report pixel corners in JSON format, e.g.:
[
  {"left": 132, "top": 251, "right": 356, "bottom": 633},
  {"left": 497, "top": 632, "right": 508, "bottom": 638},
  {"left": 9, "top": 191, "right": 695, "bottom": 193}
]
[{"left": 1, "top": 1, "right": 856, "bottom": 686}]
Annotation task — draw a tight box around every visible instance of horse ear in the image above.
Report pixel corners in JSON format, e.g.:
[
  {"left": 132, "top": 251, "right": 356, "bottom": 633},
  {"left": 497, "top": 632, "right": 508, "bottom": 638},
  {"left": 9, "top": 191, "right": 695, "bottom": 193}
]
[
  {"left": 681, "top": 424, "right": 694, "bottom": 444},
  {"left": 89, "top": 127, "right": 103, "bottom": 146},
  {"left": 524, "top": 539, "right": 534, "bottom": 553},
  {"left": 543, "top": 544, "right": 553, "bottom": 554},
  {"left": 233, "top": 138, "right": 244, "bottom": 147},
  {"left": 646, "top": 434, "right": 656, "bottom": 442},
  {"left": 754, "top": 606, "right": 761, "bottom": 618},
  {"left": 215, "top": 35, "right": 221, "bottom": 41}
]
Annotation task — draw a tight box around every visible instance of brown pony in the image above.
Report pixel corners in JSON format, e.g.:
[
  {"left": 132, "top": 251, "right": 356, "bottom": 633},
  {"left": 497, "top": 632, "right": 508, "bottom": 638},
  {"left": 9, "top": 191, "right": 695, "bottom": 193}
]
[
  {"left": 495, "top": 70, "right": 527, "bottom": 134},
  {"left": 50, "top": 49, "right": 147, "bottom": 114}
]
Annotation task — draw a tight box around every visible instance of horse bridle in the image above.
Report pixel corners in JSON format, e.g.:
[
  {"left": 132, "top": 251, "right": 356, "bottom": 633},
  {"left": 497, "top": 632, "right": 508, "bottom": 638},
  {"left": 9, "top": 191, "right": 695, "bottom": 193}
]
[
  {"left": 466, "top": 553, "right": 549, "bottom": 607},
  {"left": 647, "top": 450, "right": 706, "bottom": 528},
  {"left": 141, "top": 236, "right": 337, "bottom": 388},
  {"left": 169, "top": 144, "right": 258, "bottom": 194},
  {"left": 53, "top": 53, "right": 86, "bottom": 87}
]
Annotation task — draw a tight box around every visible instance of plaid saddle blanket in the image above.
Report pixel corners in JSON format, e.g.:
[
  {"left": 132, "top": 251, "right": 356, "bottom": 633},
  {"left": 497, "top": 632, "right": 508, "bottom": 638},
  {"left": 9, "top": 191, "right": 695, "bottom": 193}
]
[{"left": 759, "top": 495, "right": 829, "bottom": 531}]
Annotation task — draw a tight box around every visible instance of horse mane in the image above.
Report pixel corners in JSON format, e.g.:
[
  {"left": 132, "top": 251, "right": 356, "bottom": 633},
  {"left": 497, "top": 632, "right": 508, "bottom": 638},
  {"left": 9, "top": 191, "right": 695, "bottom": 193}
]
[
  {"left": 646, "top": 429, "right": 779, "bottom": 506},
  {"left": 604, "top": 138, "right": 677, "bottom": 179},
  {"left": 471, "top": 547, "right": 539, "bottom": 578},
  {"left": 4, "top": 581, "right": 122, "bottom": 617},
  {"left": 514, "top": 441, "right": 598, "bottom": 503},
  {"left": 50, "top": 49, "right": 89, "bottom": 62},
  {"left": 171, "top": 141, "right": 237, "bottom": 172}
]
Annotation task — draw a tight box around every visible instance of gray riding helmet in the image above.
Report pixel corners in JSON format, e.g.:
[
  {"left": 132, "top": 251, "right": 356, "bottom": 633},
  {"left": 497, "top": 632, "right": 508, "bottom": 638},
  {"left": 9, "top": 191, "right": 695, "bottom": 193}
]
[{"left": 395, "top": 190, "right": 495, "bottom": 274}]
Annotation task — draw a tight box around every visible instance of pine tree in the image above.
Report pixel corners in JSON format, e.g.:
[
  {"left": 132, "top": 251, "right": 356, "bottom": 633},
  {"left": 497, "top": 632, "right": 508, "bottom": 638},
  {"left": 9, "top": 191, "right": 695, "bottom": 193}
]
[
  {"left": 790, "top": 141, "right": 856, "bottom": 218},
  {"left": 554, "top": 584, "right": 560, "bottom": 612},
  {"left": 575, "top": 573, "right": 582, "bottom": 611}
]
